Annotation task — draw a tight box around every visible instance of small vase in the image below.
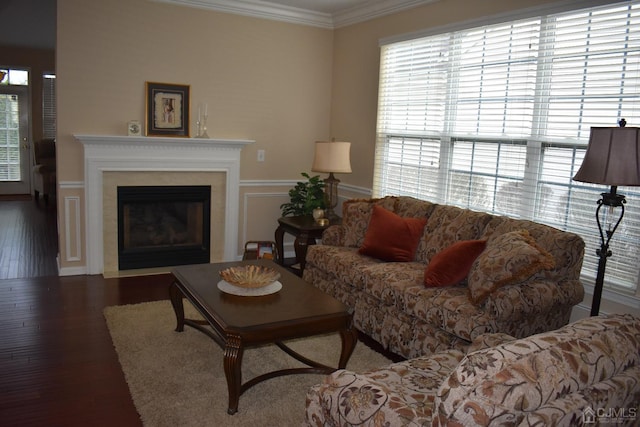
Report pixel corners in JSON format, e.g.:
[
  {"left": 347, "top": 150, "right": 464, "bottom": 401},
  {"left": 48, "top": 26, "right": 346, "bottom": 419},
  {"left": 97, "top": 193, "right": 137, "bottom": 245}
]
[{"left": 312, "top": 208, "right": 325, "bottom": 221}]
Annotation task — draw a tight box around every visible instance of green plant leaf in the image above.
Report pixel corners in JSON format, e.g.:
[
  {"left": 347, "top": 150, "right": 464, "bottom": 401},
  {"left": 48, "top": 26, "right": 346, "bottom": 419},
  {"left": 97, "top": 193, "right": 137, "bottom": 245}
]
[{"left": 280, "top": 172, "right": 326, "bottom": 216}]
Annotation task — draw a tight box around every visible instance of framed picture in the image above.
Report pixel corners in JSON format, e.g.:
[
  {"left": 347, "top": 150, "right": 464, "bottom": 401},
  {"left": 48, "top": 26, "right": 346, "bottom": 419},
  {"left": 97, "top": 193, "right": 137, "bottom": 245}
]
[{"left": 145, "top": 82, "right": 190, "bottom": 137}]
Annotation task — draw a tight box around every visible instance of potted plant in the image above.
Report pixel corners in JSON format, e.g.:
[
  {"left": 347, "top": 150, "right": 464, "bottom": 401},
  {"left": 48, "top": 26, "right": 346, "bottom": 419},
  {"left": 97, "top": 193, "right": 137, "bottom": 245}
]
[{"left": 280, "top": 172, "right": 326, "bottom": 217}]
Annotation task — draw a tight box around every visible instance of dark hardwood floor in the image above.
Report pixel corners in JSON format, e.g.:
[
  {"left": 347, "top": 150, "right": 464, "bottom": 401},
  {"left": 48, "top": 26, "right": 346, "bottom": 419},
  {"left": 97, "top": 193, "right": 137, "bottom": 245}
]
[
  {"left": 0, "top": 197, "right": 173, "bottom": 426},
  {"left": 0, "top": 197, "right": 400, "bottom": 426},
  {"left": 0, "top": 196, "right": 58, "bottom": 280}
]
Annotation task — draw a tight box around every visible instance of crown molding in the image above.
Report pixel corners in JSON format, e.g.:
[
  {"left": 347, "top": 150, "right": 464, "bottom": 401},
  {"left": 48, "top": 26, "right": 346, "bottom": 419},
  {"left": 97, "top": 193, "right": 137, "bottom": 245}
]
[
  {"left": 150, "top": 0, "right": 435, "bottom": 29},
  {"left": 151, "top": 0, "right": 333, "bottom": 28},
  {"left": 333, "top": 0, "right": 437, "bottom": 28}
]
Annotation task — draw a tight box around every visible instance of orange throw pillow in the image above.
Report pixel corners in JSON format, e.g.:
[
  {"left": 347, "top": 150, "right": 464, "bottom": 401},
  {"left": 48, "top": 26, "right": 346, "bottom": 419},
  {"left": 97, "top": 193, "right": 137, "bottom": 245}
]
[
  {"left": 424, "top": 240, "right": 487, "bottom": 287},
  {"left": 358, "top": 205, "right": 427, "bottom": 262}
]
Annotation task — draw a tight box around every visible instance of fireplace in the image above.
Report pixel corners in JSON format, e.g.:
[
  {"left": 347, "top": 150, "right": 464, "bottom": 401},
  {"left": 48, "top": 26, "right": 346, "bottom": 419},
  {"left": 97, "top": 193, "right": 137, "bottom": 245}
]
[
  {"left": 117, "top": 185, "right": 211, "bottom": 270},
  {"left": 76, "top": 135, "right": 253, "bottom": 276}
]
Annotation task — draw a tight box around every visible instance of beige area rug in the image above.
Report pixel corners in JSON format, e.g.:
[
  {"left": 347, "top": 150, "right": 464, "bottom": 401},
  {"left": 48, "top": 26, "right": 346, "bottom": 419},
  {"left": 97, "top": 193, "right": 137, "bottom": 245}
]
[{"left": 104, "top": 300, "right": 391, "bottom": 426}]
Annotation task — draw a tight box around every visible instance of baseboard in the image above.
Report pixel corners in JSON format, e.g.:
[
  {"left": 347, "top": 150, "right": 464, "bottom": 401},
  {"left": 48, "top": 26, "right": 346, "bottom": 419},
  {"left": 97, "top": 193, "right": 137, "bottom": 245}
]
[
  {"left": 57, "top": 255, "right": 88, "bottom": 277},
  {"left": 58, "top": 266, "right": 88, "bottom": 276}
]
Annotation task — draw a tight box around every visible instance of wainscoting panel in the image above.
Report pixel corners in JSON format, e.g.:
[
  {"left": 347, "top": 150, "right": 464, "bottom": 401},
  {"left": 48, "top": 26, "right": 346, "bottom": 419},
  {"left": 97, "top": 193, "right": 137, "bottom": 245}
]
[{"left": 64, "top": 196, "right": 82, "bottom": 262}]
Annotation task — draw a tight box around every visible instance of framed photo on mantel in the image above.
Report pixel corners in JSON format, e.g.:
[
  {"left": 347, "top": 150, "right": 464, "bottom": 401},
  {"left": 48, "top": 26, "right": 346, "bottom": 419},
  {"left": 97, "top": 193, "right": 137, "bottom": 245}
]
[{"left": 145, "top": 82, "right": 190, "bottom": 137}]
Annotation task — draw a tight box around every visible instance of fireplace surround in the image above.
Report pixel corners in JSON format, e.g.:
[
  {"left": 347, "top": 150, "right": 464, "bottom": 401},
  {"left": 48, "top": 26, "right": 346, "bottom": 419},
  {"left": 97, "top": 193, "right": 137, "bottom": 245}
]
[{"left": 76, "top": 135, "right": 253, "bottom": 276}]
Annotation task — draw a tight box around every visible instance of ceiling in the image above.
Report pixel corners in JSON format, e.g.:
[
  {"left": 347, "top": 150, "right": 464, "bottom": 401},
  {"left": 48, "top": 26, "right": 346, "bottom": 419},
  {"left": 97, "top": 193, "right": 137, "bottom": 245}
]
[
  {"left": 0, "top": 0, "right": 430, "bottom": 50},
  {"left": 0, "top": 0, "right": 56, "bottom": 50}
]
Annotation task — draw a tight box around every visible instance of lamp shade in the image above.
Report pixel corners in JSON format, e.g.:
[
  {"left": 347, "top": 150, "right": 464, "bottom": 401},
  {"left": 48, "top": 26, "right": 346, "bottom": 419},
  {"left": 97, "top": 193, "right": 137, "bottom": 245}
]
[
  {"left": 311, "top": 141, "right": 352, "bottom": 174},
  {"left": 573, "top": 127, "right": 640, "bottom": 186}
]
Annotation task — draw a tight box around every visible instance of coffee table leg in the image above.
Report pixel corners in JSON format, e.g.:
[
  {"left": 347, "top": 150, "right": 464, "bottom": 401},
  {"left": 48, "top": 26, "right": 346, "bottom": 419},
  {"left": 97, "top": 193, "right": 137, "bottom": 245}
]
[
  {"left": 169, "top": 281, "right": 185, "bottom": 332},
  {"left": 338, "top": 325, "right": 358, "bottom": 369},
  {"left": 224, "top": 334, "right": 244, "bottom": 415}
]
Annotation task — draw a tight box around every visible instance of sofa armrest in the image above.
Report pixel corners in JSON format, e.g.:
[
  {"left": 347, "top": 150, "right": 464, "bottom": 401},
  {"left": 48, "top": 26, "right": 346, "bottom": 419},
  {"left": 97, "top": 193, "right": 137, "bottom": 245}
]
[
  {"left": 484, "top": 279, "right": 584, "bottom": 322},
  {"left": 321, "top": 225, "right": 345, "bottom": 246},
  {"left": 305, "top": 350, "right": 465, "bottom": 426},
  {"left": 466, "top": 333, "right": 515, "bottom": 353},
  {"left": 433, "top": 314, "right": 640, "bottom": 426}
]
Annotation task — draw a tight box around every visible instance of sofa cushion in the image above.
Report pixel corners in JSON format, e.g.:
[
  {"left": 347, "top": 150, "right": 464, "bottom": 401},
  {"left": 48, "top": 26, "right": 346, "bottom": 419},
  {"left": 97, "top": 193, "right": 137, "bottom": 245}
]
[
  {"left": 342, "top": 197, "right": 397, "bottom": 247},
  {"left": 393, "top": 196, "right": 437, "bottom": 218},
  {"left": 305, "top": 245, "right": 379, "bottom": 291},
  {"left": 424, "top": 240, "right": 487, "bottom": 287},
  {"left": 360, "top": 261, "right": 425, "bottom": 308},
  {"left": 402, "top": 285, "right": 493, "bottom": 342},
  {"left": 417, "top": 205, "right": 493, "bottom": 264},
  {"left": 359, "top": 205, "right": 427, "bottom": 262},
  {"left": 468, "top": 229, "right": 555, "bottom": 305}
]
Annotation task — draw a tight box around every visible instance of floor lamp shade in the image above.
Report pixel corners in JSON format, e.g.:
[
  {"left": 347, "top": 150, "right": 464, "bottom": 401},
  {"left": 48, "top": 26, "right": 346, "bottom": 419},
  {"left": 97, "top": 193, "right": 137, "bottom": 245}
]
[
  {"left": 573, "top": 125, "right": 640, "bottom": 316},
  {"left": 573, "top": 127, "right": 640, "bottom": 186}
]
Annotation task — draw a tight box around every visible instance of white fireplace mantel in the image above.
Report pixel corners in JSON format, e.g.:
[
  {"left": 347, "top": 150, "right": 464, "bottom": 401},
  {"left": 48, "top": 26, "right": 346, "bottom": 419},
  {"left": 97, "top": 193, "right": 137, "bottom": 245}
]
[{"left": 76, "top": 134, "right": 254, "bottom": 275}]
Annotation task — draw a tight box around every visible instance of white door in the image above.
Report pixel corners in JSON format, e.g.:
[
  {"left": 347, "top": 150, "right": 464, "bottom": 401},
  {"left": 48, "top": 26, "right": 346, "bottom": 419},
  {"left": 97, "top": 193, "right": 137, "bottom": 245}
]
[{"left": 0, "top": 85, "right": 31, "bottom": 195}]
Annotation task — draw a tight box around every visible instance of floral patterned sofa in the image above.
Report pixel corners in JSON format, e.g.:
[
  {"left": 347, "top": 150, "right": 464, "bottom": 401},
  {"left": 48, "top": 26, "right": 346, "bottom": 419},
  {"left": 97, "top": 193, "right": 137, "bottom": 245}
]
[
  {"left": 305, "top": 314, "right": 640, "bottom": 426},
  {"left": 302, "top": 196, "right": 585, "bottom": 359}
]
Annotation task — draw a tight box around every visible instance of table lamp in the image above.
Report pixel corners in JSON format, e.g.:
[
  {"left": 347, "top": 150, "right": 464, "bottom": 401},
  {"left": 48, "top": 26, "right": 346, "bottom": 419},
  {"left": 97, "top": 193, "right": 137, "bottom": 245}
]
[
  {"left": 573, "top": 120, "right": 640, "bottom": 315},
  {"left": 312, "top": 141, "right": 352, "bottom": 221}
]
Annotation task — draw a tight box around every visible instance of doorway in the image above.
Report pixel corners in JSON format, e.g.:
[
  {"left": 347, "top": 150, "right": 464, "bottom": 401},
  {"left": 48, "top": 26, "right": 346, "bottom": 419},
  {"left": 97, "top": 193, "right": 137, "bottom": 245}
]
[{"left": 0, "top": 84, "right": 31, "bottom": 195}]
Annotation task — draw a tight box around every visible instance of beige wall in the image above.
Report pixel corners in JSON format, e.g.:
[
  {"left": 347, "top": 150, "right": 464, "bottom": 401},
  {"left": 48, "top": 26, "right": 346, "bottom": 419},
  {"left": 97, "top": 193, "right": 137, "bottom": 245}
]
[
  {"left": 56, "top": 0, "right": 618, "bottom": 278},
  {"left": 56, "top": 0, "right": 333, "bottom": 271}
]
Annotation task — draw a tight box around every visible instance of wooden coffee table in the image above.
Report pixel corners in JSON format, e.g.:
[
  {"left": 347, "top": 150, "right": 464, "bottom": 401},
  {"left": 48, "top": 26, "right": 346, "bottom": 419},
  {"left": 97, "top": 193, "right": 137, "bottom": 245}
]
[{"left": 169, "top": 259, "right": 357, "bottom": 415}]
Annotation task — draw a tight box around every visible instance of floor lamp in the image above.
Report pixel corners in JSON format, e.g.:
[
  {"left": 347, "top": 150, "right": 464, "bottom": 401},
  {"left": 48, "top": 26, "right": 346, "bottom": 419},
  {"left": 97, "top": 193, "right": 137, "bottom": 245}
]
[
  {"left": 311, "top": 141, "right": 352, "bottom": 221},
  {"left": 573, "top": 121, "right": 640, "bottom": 316}
]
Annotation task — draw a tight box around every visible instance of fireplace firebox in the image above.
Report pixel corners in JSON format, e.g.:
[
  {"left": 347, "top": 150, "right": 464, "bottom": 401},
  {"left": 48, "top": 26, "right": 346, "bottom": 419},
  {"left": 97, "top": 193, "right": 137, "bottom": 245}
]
[{"left": 117, "top": 185, "right": 211, "bottom": 270}]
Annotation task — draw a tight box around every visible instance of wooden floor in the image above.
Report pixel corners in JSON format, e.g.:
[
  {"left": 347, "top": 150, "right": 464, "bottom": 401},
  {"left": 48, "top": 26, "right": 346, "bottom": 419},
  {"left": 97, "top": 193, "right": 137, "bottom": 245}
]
[
  {"left": 0, "top": 197, "right": 173, "bottom": 426},
  {"left": 0, "top": 196, "right": 58, "bottom": 280},
  {"left": 0, "top": 197, "right": 398, "bottom": 426}
]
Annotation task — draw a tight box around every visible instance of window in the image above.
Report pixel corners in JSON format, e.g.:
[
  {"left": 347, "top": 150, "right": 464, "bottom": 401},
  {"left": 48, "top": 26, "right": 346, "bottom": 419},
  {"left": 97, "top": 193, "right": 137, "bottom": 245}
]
[
  {"left": 43, "top": 73, "right": 56, "bottom": 139},
  {"left": 0, "top": 68, "right": 29, "bottom": 181},
  {"left": 0, "top": 68, "right": 29, "bottom": 86},
  {"left": 375, "top": 1, "right": 640, "bottom": 294}
]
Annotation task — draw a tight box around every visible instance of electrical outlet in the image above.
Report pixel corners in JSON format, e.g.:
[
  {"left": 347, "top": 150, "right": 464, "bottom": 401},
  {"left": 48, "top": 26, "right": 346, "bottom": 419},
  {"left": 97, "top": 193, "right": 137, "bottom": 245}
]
[{"left": 257, "top": 149, "right": 265, "bottom": 162}]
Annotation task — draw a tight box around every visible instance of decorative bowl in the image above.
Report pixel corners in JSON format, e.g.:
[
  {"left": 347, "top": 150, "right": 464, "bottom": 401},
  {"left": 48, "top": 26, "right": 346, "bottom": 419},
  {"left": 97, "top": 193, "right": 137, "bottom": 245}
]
[{"left": 219, "top": 265, "right": 280, "bottom": 288}]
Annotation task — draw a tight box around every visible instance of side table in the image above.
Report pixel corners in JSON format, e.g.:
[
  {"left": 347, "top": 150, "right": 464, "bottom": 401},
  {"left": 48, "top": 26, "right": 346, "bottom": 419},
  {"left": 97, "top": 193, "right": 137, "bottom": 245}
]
[{"left": 275, "top": 215, "right": 340, "bottom": 275}]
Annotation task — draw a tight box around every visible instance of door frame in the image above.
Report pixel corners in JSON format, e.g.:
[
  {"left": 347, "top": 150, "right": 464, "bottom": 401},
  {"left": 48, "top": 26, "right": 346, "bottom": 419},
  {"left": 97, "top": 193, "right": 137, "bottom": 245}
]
[{"left": 0, "top": 84, "right": 32, "bottom": 195}]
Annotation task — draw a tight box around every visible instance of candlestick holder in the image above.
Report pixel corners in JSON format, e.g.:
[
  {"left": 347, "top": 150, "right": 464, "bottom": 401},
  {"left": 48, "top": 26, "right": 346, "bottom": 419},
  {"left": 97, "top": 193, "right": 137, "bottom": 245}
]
[
  {"left": 195, "top": 116, "right": 210, "bottom": 138},
  {"left": 200, "top": 114, "right": 210, "bottom": 138}
]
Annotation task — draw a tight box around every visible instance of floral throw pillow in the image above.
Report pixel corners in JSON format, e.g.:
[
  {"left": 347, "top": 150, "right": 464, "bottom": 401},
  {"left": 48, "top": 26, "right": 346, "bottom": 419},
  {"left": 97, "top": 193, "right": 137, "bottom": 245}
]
[{"left": 467, "top": 229, "right": 555, "bottom": 305}]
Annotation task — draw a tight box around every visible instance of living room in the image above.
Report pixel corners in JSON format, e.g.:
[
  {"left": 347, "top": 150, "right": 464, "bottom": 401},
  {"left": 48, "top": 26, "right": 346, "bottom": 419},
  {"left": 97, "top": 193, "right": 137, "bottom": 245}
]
[
  {"left": 2, "top": 0, "right": 640, "bottom": 424},
  {"left": 51, "top": 0, "right": 638, "bottom": 318}
]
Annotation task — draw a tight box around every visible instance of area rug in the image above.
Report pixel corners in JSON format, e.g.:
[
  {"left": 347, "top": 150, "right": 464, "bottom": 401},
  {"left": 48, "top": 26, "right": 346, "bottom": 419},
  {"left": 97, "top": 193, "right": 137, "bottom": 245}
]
[{"left": 104, "top": 300, "right": 392, "bottom": 426}]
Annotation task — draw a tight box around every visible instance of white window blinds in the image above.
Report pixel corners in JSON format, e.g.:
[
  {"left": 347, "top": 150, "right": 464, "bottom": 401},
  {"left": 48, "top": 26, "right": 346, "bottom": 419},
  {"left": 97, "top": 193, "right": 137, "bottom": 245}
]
[
  {"left": 43, "top": 73, "right": 56, "bottom": 139},
  {"left": 374, "top": 0, "right": 640, "bottom": 294}
]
